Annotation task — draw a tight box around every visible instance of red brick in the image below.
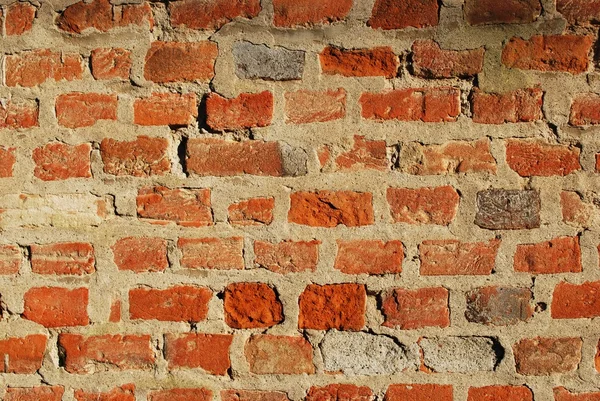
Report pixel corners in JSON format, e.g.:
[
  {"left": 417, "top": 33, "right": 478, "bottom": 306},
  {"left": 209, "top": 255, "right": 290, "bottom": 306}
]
[
  {"left": 221, "top": 390, "right": 290, "bottom": 401},
  {"left": 284, "top": 89, "right": 346, "bottom": 124},
  {"left": 244, "top": 335, "right": 314, "bottom": 374},
  {"left": 56, "top": 93, "right": 117, "bottom": 128},
  {"left": 306, "top": 385, "right": 373, "bottom": 401},
  {"left": 506, "top": 140, "right": 580, "bottom": 177},
  {"left": 4, "top": 387, "right": 64, "bottom": 401},
  {"left": 502, "top": 35, "right": 593, "bottom": 74},
  {"left": 464, "top": 0, "right": 541, "bottom": 25},
  {"left": 186, "top": 139, "right": 285, "bottom": 177},
  {"left": 570, "top": 93, "right": 600, "bottom": 126},
  {"left": 0, "top": 244, "right": 21, "bottom": 275},
  {"left": 335, "top": 240, "right": 402, "bottom": 275},
  {"left": 224, "top": 282, "right": 283, "bottom": 329},
  {"left": 401, "top": 139, "right": 496, "bottom": 175},
  {"left": 554, "top": 387, "right": 600, "bottom": 401},
  {"left": 136, "top": 186, "right": 212, "bottom": 227},
  {"left": 149, "top": 389, "right": 213, "bottom": 401},
  {"left": 288, "top": 191, "right": 374, "bottom": 227},
  {"left": 272, "top": 0, "right": 352, "bottom": 27},
  {"left": 144, "top": 41, "right": 217, "bottom": 83},
  {"left": 385, "top": 384, "right": 453, "bottom": 401},
  {"left": 164, "top": 333, "right": 232, "bottom": 375},
  {"left": 23, "top": 287, "right": 88, "bottom": 327},
  {"left": 57, "top": 0, "right": 152, "bottom": 34},
  {"left": 178, "top": 237, "right": 244, "bottom": 270},
  {"left": 468, "top": 386, "right": 533, "bottom": 401},
  {"left": 471, "top": 88, "right": 543, "bottom": 124},
  {"left": 228, "top": 197, "right": 274, "bottom": 226},
  {"left": 0, "top": 335, "right": 47, "bottom": 374},
  {"left": 169, "top": 0, "right": 261, "bottom": 30},
  {"left": 514, "top": 237, "right": 582, "bottom": 274},
  {"left": 382, "top": 287, "right": 450, "bottom": 329},
  {"left": 557, "top": 0, "right": 600, "bottom": 25},
  {"left": 0, "top": 146, "right": 16, "bottom": 178},
  {"left": 387, "top": 186, "right": 459, "bottom": 225},
  {"left": 30, "top": 242, "right": 95, "bottom": 275},
  {"left": 551, "top": 281, "right": 600, "bottom": 319},
  {"left": 361, "top": 88, "right": 460, "bottom": 122},
  {"left": 101, "top": 136, "right": 170, "bottom": 177},
  {"left": 33, "top": 143, "right": 91, "bottom": 181},
  {"left": 254, "top": 240, "right": 320, "bottom": 273},
  {"left": 5, "top": 2, "right": 36, "bottom": 35},
  {"left": 129, "top": 286, "right": 212, "bottom": 322},
  {"left": 109, "top": 299, "right": 121, "bottom": 323},
  {"left": 561, "top": 191, "right": 593, "bottom": 226},
  {"left": 597, "top": 340, "right": 600, "bottom": 373},
  {"left": 74, "top": 385, "right": 135, "bottom": 401},
  {"left": 513, "top": 337, "right": 582, "bottom": 375},
  {"left": 369, "top": 0, "right": 439, "bottom": 29},
  {"left": 332, "top": 135, "right": 388, "bottom": 171},
  {"left": 112, "top": 237, "right": 168, "bottom": 273},
  {"left": 320, "top": 46, "right": 398, "bottom": 77},
  {"left": 299, "top": 283, "right": 366, "bottom": 330},
  {"left": 0, "top": 99, "right": 39, "bottom": 129},
  {"left": 206, "top": 91, "right": 273, "bottom": 131},
  {"left": 420, "top": 239, "right": 500, "bottom": 275},
  {"left": 466, "top": 287, "right": 534, "bottom": 325},
  {"left": 412, "top": 40, "right": 485, "bottom": 78},
  {"left": 5, "top": 49, "right": 83, "bottom": 87},
  {"left": 59, "top": 334, "right": 154, "bottom": 374},
  {"left": 134, "top": 93, "right": 198, "bottom": 126},
  {"left": 91, "top": 48, "right": 132, "bottom": 80}
]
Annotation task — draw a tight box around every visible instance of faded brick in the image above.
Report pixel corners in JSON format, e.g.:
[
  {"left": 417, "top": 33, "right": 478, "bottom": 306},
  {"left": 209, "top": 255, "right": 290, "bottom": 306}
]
[
  {"left": 30, "top": 242, "right": 95, "bottom": 275},
  {"left": 382, "top": 287, "right": 450, "bottom": 329},
  {"left": 178, "top": 237, "right": 244, "bottom": 270},
  {"left": 420, "top": 239, "right": 500, "bottom": 275},
  {"left": 136, "top": 187, "right": 212, "bottom": 227},
  {"left": 254, "top": 240, "right": 320, "bottom": 273},
  {"left": 513, "top": 337, "right": 582, "bottom": 375},
  {"left": 149, "top": 389, "right": 212, "bottom": 401},
  {"left": 5, "top": 3, "right": 36, "bottom": 35},
  {"left": 557, "top": 0, "right": 600, "bottom": 25},
  {"left": 228, "top": 198, "right": 274, "bottom": 226},
  {"left": 221, "top": 390, "right": 290, "bottom": 401},
  {"left": 74, "top": 385, "right": 135, "bottom": 401},
  {"left": 0, "top": 146, "right": 16, "bottom": 178},
  {"left": 333, "top": 136, "right": 388, "bottom": 171},
  {"left": 306, "top": 385, "right": 373, "bottom": 401},
  {"left": 233, "top": 41, "right": 304, "bottom": 81},
  {"left": 468, "top": 386, "right": 533, "bottom": 401},
  {"left": 387, "top": 186, "right": 459, "bottom": 225},
  {"left": 101, "top": 136, "right": 170, "bottom": 177},
  {"left": 554, "top": 387, "right": 600, "bottom": 401},
  {"left": 420, "top": 337, "right": 500, "bottom": 373},
  {"left": 335, "top": 240, "right": 402, "bottom": 275},
  {"left": 5, "top": 50, "right": 83, "bottom": 87},
  {"left": 165, "top": 333, "right": 232, "bottom": 374},
  {"left": 91, "top": 48, "right": 132, "bottom": 80},
  {"left": 0, "top": 245, "right": 21, "bottom": 275},
  {"left": 56, "top": 93, "right": 117, "bottom": 128},
  {"left": 245, "top": 335, "right": 314, "bottom": 374},
  {"left": 466, "top": 287, "right": 534, "bottom": 325},
  {"left": 4, "top": 387, "right": 64, "bottom": 401},
  {"left": 285, "top": 89, "right": 346, "bottom": 124}
]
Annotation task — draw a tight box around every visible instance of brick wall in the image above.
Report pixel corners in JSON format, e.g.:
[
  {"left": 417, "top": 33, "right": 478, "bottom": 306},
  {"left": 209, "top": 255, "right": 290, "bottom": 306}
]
[{"left": 1, "top": 0, "right": 600, "bottom": 400}]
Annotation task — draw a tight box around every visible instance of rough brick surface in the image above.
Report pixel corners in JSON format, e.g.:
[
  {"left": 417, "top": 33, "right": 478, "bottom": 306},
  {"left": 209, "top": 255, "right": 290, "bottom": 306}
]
[
  {"left": 134, "top": 93, "right": 198, "bottom": 127},
  {"left": 464, "top": 0, "right": 541, "bottom": 25},
  {"left": 284, "top": 89, "right": 346, "bottom": 124},
  {"left": 551, "top": 281, "right": 600, "bottom": 319},
  {"left": 387, "top": 186, "right": 460, "bottom": 225},
  {"left": 33, "top": 143, "right": 91, "bottom": 181},
  {"left": 178, "top": 237, "right": 244, "bottom": 270},
  {"left": 386, "top": 384, "right": 453, "bottom": 401},
  {"left": 228, "top": 197, "right": 274, "bottom": 226},
  {"left": 136, "top": 186, "right": 212, "bottom": 226},
  {"left": 513, "top": 337, "right": 582, "bottom": 375},
  {"left": 23, "top": 287, "right": 89, "bottom": 327},
  {"left": 475, "top": 189, "right": 541, "bottom": 230},
  {"left": 0, "top": 335, "right": 47, "bottom": 374},
  {"left": 233, "top": 41, "right": 305, "bottom": 81},
  {"left": 0, "top": 147, "right": 16, "bottom": 178},
  {"left": 206, "top": 91, "right": 273, "bottom": 131},
  {"left": 468, "top": 386, "right": 533, "bottom": 401},
  {"left": 129, "top": 286, "right": 212, "bottom": 322},
  {"left": 382, "top": 287, "right": 450, "bottom": 329},
  {"left": 472, "top": 88, "right": 543, "bottom": 124},
  {"left": 557, "top": 0, "right": 600, "bottom": 25},
  {"left": 100, "top": 136, "right": 170, "bottom": 177},
  {"left": 5, "top": 3, "right": 36, "bottom": 36},
  {"left": 164, "top": 333, "right": 232, "bottom": 374},
  {"left": 289, "top": 191, "right": 374, "bottom": 227},
  {"left": 144, "top": 42, "right": 218, "bottom": 83},
  {"left": 5, "top": 50, "right": 83, "bottom": 87},
  {"left": 412, "top": 40, "right": 485, "bottom": 78},
  {"left": 320, "top": 46, "right": 399, "bottom": 78},
  {"left": 420, "top": 337, "right": 499, "bottom": 373},
  {"left": 506, "top": 140, "right": 581, "bottom": 176},
  {"left": 91, "top": 48, "right": 132, "bottom": 80},
  {"left": 306, "top": 385, "right": 373, "bottom": 401},
  {"left": 74, "top": 385, "right": 135, "bottom": 401},
  {"left": 56, "top": 0, "right": 152, "bottom": 34},
  {"left": 272, "top": 0, "right": 353, "bottom": 27},
  {"left": 56, "top": 93, "right": 118, "bottom": 128},
  {"left": 169, "top": 0, "right": 261, "bottom": 30},
  {"left": 30, "top": 242, "right": 95, "bottom": 275},
  {"left": 224, "top": 282, "right": 283, "bottom": 328},
  {"left": 514, "top": 237, "right": 582, "bottom": 274},
  {"left": 149, "top": 389, "right": 212, "bottom": 401},
  {"left": 570, "top": 93, "right": 600, "bottom": 126},
  {"left": 0, "top": 99, "right": 38, "bottom": 129},
  {"left": 419, "top": 239, "right": 500, "bottom": 275},
  {"left": 331, "top": 135, "right": 388, "bottom": 171},
  {"left": 221, "top": 390, "right": 290, "bottom": 401},
  {"left": 369, "top": 0, "right": 439, "bottom": 29},
  {"left": 0, "top": 244, "right": 21, "bottom": 275},
  {"left": 465, "top": 287, "right": 534, "bottom": 325},
  {"left": 335, "top": 240, "right": 402, "bottom": 274},
  {"left": 299, "top": 283, "right": 366, "bottom": 330},
  {"left": 254, "top": 240, "right": 320, "bottom": 273},
  {"left": 554, "top": 387, "right": 600, "bottom": 401},
  {"left": 244, "top": 335, "right": 314, "bottom": 374},
  {"left": 3, "top": 387, "right": 64, "bottom": 401}
]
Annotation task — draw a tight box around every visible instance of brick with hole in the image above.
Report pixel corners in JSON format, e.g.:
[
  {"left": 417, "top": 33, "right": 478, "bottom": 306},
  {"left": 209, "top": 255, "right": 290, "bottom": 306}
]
[
  {"left": 0, "top": 99, "right": 39, "bottom": 129},
  {"left": 551, "top": 281, "right": 600, "bottom": 319},
  {"left": 466, "top": 287, "right": 533, "bottom": 325},
  {"left": 169, "top": 0, "right": 260, "bottom": 30},
  {"left": 23, "top": 287, "right": 88, "bottom": 327},
  {"left": 221, "top": 390, "right": 291, "bottom": 401},
  {"left": 554, "top": 387, "right": 600, "bottom": 401},
  {"left": 129, "top": 286, "right": 212, "bottom": 322},
  {"left": 475, "top": 189, "right": 541, "bottom": 230},
  {"left": 74, "top": 384, "right": 135, "bottom": 401},
  {"left": 0, "top": 244, "right": 21, "bottom": 275},
  {"left": 561, "top": 191, "right": 594, "bottom": 227},
  {"left": 299, "top": 283, "right": 366, "bottom": 330},
  {"left": 335, "top": 240, "right": 402, "bottom": 275},
  {"left": 30, "top": 242, "right": 95, "bottom": 275},
  {"left": 101, "top": 136, "right": 170, "bottom": 177},
  {"left": 320, "top": 46, "right": 398, "bottom": 78},
  {"left": 570, "top": 94, "right": 600, "bottom": 126},
  {"left": 412, "top": 40, "right": 485, "bottom": 78},
  {"left": 0, "top": 146, "right": 16, "bottom": 178},
  {"left": 56, "top": 0, "right": 152, "bottom": 34},
  {"left": 244, "top": 335, "right": 314, "bottom": 374},
  {"left": 178, "top": 237, "right": 244, "bottom": 270},
  {"left": 254, "top": 240, "right": 320, "bottom": 273},
  {"left": 506, "top": 140, "right": 580, "bottom": 177},
  {"left": 56, "top": 93, "right": 118, "bottom": 128},
  {"left": 5, "top": 2, "right": 36, "bottom": 35},
  {"left": 385, "top": 384, "right": 453, "bottom": 401},
  {"left": 0, "top": 334, "right": 47, "bottom": 374},
  {"left": 514, "top": 237, "right": 582, "bottom": 274},
  {"left": 513, "top": 337, "right": 582, "bottom": 375},
  {"left": 149, "top": 389, "right": 213, "bottom": 401},
  {"left": 369, "top": 0, "right": 439, "bottom": 29},
  {"left": 224, "top": 282, "right": 283, "bottom": 328},
  {"left": 306, "top": 384, "right": 373, "bottom": 401},
  {"left": 134, "top": 93, "right": 198, "bottom": 126},
  {"left": 91, "top": 48, "right": 132, "bottom": 80},
  {"left": 464, "top": 0, "right": 541, "bottom": 25},
  {"left": 272, "top": 0, "right": 352, "bottom": 27},
  {"left": 136, "top": 186, "right": 212, "bottom": 227},
  {"left": 206, "top": 91, "right": 273, "bottom": 131},
  {"left": 285, "top": 89, "right": 346, "bottom": 124},
  {"left": 112, "top": 237, "right": 168, "bottom": 273},
  {"left": 557, "top": 0, "right": 600, "bottom": 25},
  {"left": 332, "top": 136, "right": 388, "bottom": 171},
  {"left": 33, "top": 143, "right": 91, "bottom": 181},
  {"left": 471, "top": 88, "right": 543, "bottom": 124},
  {"left": 468, "top": 386, "right": 533, "bottom": 401},
  {"left": 58, "top": 334, "right": 154, "bottom": 374},
  {"left": 144, "top": 41, "right": 218, "bottom": 83},
  {"left": 164, "top": 333, "right": 233, "bottom": 375},
  {"left": 387, "top": 186, "right": 460, "bottom": 225},
  {"left": 228, "top": 197, "right": 274, "bottom": 226},
  {"left": 382, "top": 287, "right": 450, "bottom": 329},
  {"left": 288, "top": 191, "right": 374, "bottom": 227},
  {"left": 3, "top": 387, "right": 65, "bottom": 401},
  {"left": 5, "top": 49, "right": 83, "bottom": 87}
]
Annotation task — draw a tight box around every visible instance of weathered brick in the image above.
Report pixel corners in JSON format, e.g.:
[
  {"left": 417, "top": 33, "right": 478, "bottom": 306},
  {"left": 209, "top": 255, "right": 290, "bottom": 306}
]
[
  {"left": 551, "top": 281, "right": 600, "bottom": 319},
  {"left": 420, "top": 337, "right": 500, "bottom": 372},
  {"left": 0, "top": 244, "right": 21, "bottom": 275},
  {"left": 382, "top": 287, "right": 449, "bottom": 329},
  {"left": 129, "top": 286, "right": 211, "bottom": 322},
  {"left": 245, "top": 335, "right": 314, "bottom": 374},
  {"left": 169, "top": 0, "right": 261, "bottom": 30},
  {"left": 320, "top": 46, "right": 398, "bottom": 77},
  {"left": 57, "top": 0, "right": 152, "bottom": 34},
  {"left": 288, "top": 191, "right": 374, "bottom": 227},
  {"left": 385, "top": 384, "right": 453, "bottom": 401},
  {"left": 221, "top": 390, "right": 290, "bottom": 401},
  {"left": 306, "top": 385, "right": 373, "bottom": 401},
  {"left": 284, "top": 89, "right": 346, "bottom": 124},
  {"left": 5, "top": 2, "right": 36, "bottom": 35},
  {"left": 387, "top": 186, "right": 459, "bottom": 225},
  {"left": 33, "top": 143, "right": 91, "bottom": 181},
  {"left": 506, "top": 140, "right": 580, "bottom": 176},
  {"left": 149, "top": 389, "right": 212, "bottom": 401},
  {"left": 513, "top": 337, "right": 582, "bottom": 375},
  {"left": 254, "top": 240, "right": 320, "bottom": 273},
  {"left": 369, "top": 0, "right": 439, "bottom": 29},
  {"left": 91, "top": 48, "right": 132, "bottom": 80},
  {"left": 0, "top": 335, "right": 47, "bottom": 374},
  {"left": 224, "top": 282, "right": 283, "bottom": 328},
  {"left": 134, "top": 93, "right": 198, "bottom": 127},
  {"left": 464, "top": 0, "right": 541, "bottom": 25},
  {"left": 475, "top": 189, "right": 541, "bottom": 230},
  {"left": 412, "top": 40, "right": 485, "bottom": 78},
  {"left": 597, "top": 341, "right": 600, "bottom": 373},
  {"left": 502, "top": 35, "right": 593, "bottom": 74},
  {"left": 0, "top": 99, "right": 38, "bottom": 129},
  {"left": 272, "top": 0, "right": 352, "bottom": 27},
  {"left": 233, "top": 41, "right": 305, "bottom": 81},
  {"left": 0, "top": 146, "right": 16, "bottom": 178},
  {"left": 136, "top": 186, "right": 212, "bottom": 227},
  {"left": 361, "top": 88, "right": 460, "bottom": 122},
  {"left": 466, "top": 287, "right": 533, "bottom": 325},
  {"left": 561, "top": 191, "right": 594, "bottom": 227},
  {"left": 554, "top": 387, "right": 600, "bottom": 401},
  {"left": 74, "top": 385, "right": 135, "bottom": 401},
  {"left": 468, "top": 386, "right": 533, "bottom": 401},
  {"left": 299, "top": 284, "right": 366, "bottom": 330},
  {"left": 420, "top": 239, "right": 500, "bottom": 276},
  {"left": 164, "top": 333, "right": 232, "bottom": 374},
  {"left": 112, "top": 237, "right": 168, "bottom": 273},
  {"left": 5, "top": 50, "right": 83, "bottom": 87},
  {"left": 4, "top": 387, "right": 64, "bottom": 401},
  {"left": 30, "top": 242, "right": 95, "bottom": 275},
  {"left": 206, "top": 91, "right": 273, "bottom": 131},
  {"left": 557, "top": 0, "right": 600, "bottom": 25},
  {"left": 228, "top": 198, "right": 274, "bottom": 226},
  {"left": 59, "top": 334, "right": 154, "bottom": 374},
  {"left": 471, "top": 88, "right": 543, "bottom": 124},
  {"left": 570, "top": 93, "right": 600, "bottom": 126},
  {"left": 144, "top": 41, "right": 218, "bottom": 83},
  {"left": 514, "top": 237, "right": 582, "bottom": 274},
  {"left": 56, "top": 93, "right": 117, "bottom": 128},
  {"left": 23, "top": 287, "right": 88, "bottom": 327},
  {"left": 101, "top": 136, "right": 170, "bottom": 177},
  {"left": 178, "top": 237, "right": 244, "bottom": 270},
  {"left": 335, "top": 240, "right": 402, "bottom": 275},
  {"left": 109, "top": 300, "right": 121, "bottom": 323}
]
